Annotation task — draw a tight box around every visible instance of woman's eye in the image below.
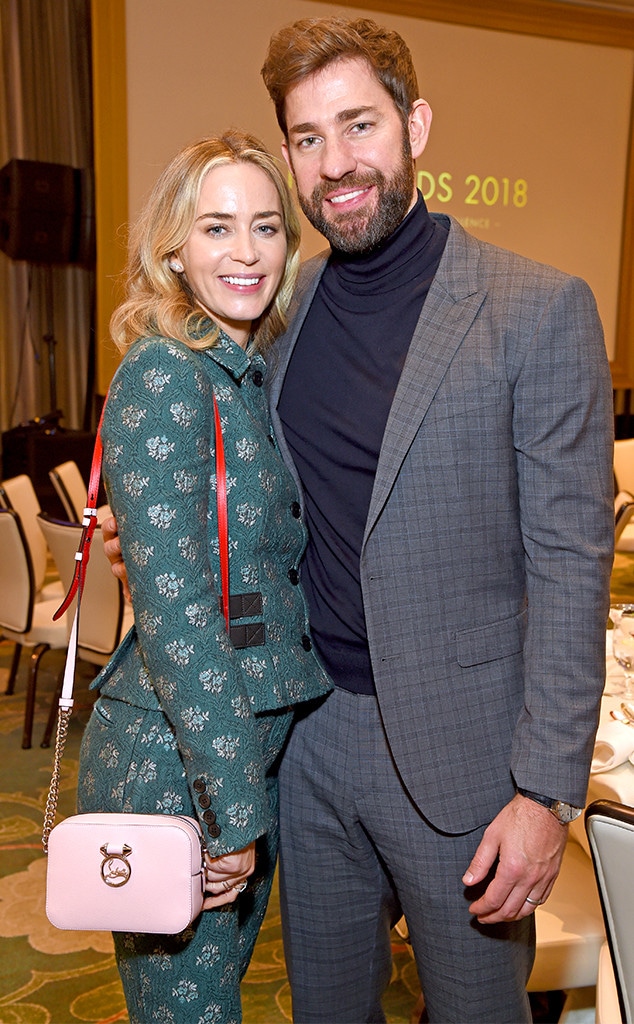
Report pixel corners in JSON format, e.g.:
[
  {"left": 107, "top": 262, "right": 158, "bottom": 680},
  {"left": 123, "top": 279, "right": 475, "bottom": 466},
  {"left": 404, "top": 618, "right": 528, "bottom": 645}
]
[
  {"left": 256, "top": 224, "right": 277, "bottom": 236},
  {"left": 206, "top": 224, "right": 226, "bottom": 236}
]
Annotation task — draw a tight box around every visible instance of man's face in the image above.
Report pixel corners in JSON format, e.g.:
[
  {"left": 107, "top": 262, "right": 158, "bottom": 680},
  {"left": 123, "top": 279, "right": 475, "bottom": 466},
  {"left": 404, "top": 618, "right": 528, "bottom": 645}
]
[{"left": 281, "top": 57, "right": 430, "bottom": 254}]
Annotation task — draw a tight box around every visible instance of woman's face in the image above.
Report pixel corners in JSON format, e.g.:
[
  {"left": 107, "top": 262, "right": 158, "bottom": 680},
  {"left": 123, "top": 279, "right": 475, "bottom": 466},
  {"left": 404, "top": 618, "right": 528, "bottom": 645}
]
[{"left": 176, "top": 162, "right": 288, "bottom": 347}]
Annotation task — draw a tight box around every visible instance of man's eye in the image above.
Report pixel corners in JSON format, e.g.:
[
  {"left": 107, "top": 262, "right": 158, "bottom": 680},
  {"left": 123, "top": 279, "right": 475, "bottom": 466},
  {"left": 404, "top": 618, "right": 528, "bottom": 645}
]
[
  {"left": 298, "top": 136, "right": 319, "bottom": 148},
  {"left": 351, "top": 122, "right": 371, "bottom": 133}
]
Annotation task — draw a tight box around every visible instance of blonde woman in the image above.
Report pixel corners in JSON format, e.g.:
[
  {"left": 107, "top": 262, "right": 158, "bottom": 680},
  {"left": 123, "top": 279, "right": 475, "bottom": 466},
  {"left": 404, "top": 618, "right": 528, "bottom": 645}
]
[{"left": 77, "top": 130, "right": 331, "bottom": 1023}]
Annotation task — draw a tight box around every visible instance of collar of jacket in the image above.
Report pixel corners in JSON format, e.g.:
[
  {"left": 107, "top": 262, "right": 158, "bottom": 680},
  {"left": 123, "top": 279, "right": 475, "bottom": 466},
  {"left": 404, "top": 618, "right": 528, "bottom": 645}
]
[{"left": 196, "top": 320, "right": 264, "bottom": 384}]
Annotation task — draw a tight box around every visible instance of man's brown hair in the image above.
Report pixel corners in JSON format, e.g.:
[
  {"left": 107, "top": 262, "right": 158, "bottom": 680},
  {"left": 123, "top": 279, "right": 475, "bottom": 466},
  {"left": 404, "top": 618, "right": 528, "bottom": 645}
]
[{"left": 261, "top": 16, "right": 420, "bottom": 136}]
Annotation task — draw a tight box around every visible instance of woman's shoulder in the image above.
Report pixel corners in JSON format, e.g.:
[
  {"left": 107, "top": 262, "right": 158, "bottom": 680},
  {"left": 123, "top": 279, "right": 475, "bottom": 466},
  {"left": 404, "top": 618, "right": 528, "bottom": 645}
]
[
  {"left": 105, "top": 335, "right": 219, "bottom": 429},
  {"left": 112, "top": 334, "right": 215, "bottom": 389},
  {"left": 124, "top": 333, "right": 202, "bottom": 367}
]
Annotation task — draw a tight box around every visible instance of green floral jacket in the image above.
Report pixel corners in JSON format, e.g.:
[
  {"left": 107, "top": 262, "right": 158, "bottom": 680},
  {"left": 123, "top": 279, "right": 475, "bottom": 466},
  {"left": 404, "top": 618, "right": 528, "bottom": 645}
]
[{"left": 91, "top": 328, "right": 332, "bottom": 855}]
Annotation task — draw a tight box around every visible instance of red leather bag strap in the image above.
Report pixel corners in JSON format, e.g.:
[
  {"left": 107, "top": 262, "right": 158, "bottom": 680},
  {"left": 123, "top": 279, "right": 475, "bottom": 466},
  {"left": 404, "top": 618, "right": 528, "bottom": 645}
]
[
  {"left": 43, "top": 404, "right": 107, "bottom": 850},
  {"left": 213, "top": 394, "right": 230, "bottom": 632},
  {"left": 54, "top": 393, "right": 230, "bottom": 630},
  {"left": 53, "top": 401, "right": 107, "bottom": 621}
]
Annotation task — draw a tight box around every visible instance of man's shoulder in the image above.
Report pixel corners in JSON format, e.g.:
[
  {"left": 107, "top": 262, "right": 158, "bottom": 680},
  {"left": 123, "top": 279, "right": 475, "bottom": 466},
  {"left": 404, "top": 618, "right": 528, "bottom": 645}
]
[{"left": 437, "top": 212, "right": 578, "bottom": 286}]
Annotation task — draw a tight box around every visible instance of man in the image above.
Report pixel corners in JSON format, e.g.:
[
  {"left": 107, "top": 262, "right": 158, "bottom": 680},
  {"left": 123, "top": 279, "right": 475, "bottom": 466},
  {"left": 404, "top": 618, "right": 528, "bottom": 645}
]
[
  {"left": 259, "top": 17, "right": 613, "bottom": 1024},
  {"left": 106, "top": 15, "right": 614, "bottom": 1022}
]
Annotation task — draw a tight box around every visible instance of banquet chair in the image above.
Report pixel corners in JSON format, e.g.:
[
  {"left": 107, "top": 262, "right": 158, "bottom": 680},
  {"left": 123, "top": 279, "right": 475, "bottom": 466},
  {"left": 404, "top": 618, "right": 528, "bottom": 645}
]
[
  {"left": 48, "top": 460, "right": 87, "bottom": 522},
  {"left": 615, "top": 490, "right": 634, "bottom": 551},
  {"left": 0, "top": 474, "right": 64, "bottom": 600},
  {"left": 48, "top": 460, "right": 111, "bottom": 524},
  {"left": 585, "top": 799, "right": 634, "bottom": 1023},
  {"left": 614, "top": 438, "right": 634, "bottom": 497},
  {"left": 36, "top": 513, "right": 134, "bottom": 746},
  {"left": 0, "top": 474, "right": 65, "bottom": 697},
  {"left": 0, "top": 508, "right": 70, "bottom": 748}
]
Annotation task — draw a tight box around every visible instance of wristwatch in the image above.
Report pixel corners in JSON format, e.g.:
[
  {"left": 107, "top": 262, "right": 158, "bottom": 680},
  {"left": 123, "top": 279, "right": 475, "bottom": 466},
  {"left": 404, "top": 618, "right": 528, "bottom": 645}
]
[{"left": 517, "top": 788, "right": 583, "bottom": 825}]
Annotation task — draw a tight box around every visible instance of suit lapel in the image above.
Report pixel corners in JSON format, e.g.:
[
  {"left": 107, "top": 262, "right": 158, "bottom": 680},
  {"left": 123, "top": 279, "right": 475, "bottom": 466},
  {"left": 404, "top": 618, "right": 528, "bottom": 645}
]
[
  {"left": 268, "top": 252, "right": 328, "bottom": 494},
  {"left": 269, "top": 219, "right": 488, "bottom": 540},
  {"left": 269, "top": 252, "right": 327, "bottom": 410},
  {"left": 364, "top": 219, "right": 486, "bottom": 542}
]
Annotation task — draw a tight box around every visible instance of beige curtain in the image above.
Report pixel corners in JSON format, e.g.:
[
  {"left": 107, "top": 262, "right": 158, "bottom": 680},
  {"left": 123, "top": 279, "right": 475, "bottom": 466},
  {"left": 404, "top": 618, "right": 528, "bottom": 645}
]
[{"left": 0, "top": 0, "right": 94, "bottom": 439}]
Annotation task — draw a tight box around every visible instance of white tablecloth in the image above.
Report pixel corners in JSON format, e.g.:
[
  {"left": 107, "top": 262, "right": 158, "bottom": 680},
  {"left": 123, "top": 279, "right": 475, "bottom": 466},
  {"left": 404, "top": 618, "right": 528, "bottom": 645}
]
[{"left": 569, "top": 631, "right": 634, "bottom": 853}]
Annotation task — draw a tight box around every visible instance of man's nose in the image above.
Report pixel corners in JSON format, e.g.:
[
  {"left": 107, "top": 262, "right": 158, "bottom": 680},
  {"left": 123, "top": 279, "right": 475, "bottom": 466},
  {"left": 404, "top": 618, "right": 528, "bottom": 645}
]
[{"left": 319, "top": 136, "right": 357, "bottom": 181}]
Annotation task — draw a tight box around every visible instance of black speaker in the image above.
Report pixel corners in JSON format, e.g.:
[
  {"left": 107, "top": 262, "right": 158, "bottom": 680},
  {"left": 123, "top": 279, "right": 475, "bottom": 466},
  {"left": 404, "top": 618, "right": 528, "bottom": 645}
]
[
  {"left": 0, "top": 158, "right": 94, "bottom": 265},
  {"left": 1, "top": 422, "right": 97, "bottom": 517}
]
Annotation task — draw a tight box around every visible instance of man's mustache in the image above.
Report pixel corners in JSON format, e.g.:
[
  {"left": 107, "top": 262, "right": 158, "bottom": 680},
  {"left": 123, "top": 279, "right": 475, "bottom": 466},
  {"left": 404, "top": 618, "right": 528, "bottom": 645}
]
[{"left": 309, "top": 171, "right": 385, "bottom": 206}]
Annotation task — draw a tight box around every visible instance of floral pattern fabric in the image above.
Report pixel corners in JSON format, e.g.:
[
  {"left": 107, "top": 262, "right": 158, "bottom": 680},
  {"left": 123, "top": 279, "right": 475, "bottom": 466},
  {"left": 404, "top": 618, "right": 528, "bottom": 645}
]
[{"left": 77, "top": 328, "right": 332, "bottom": 1022}]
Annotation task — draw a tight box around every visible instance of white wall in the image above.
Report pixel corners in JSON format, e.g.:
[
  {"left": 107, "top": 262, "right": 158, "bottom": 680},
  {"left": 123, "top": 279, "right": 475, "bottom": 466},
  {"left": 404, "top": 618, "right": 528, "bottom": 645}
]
[{"left": 125, "top": 0, "right": 634, "bottom": 355}]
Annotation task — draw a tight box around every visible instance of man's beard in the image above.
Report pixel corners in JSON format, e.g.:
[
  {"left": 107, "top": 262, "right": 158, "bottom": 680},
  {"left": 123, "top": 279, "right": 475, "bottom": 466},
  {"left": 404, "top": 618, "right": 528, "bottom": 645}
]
[{"left": 295, "top": 141, "right": 415, "bottom": 255}]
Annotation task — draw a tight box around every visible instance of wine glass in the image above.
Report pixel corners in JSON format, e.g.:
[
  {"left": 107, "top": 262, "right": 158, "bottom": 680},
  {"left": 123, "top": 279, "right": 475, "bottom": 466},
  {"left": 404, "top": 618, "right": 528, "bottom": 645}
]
[{"left": 610, "top": 604, "right": 634, "bottom": 698}]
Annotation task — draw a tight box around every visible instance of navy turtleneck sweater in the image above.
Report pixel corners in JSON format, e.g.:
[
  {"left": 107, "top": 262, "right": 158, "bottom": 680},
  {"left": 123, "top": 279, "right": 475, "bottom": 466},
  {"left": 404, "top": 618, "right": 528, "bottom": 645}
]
[{"left": 278, "top": 194, "right": 448, "bottom": 693}]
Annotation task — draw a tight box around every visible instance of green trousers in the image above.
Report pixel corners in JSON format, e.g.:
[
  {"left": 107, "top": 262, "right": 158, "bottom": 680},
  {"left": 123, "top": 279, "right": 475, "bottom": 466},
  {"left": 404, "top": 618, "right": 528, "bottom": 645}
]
[{"left": 78, "top": 695, "right": 293, "bottom": 1024}]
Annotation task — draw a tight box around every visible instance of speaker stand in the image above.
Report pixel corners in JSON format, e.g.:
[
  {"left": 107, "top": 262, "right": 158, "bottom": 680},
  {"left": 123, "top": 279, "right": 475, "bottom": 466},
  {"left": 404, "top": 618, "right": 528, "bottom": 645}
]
[{"left": 40, "top": 264, "right": 63, "bottom": 428}]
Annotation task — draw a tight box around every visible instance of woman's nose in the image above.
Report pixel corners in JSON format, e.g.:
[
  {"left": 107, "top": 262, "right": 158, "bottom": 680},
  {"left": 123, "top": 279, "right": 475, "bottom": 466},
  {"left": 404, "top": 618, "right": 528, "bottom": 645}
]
[{"left": 231, "top": 230, "right": 258, "bottom": 264}]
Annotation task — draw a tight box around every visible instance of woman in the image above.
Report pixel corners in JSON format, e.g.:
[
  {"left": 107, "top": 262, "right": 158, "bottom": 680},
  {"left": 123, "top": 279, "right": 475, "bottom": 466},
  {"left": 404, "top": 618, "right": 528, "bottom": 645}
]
[{"left": 77, "top": 130, "right": 331, "bottom": 1023}]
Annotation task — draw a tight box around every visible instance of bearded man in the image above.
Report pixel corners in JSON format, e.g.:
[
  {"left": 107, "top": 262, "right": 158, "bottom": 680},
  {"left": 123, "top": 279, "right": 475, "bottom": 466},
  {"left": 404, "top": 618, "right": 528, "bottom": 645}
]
[{"left": 261, "top": 16, "right": 613, "bottom": 1024}]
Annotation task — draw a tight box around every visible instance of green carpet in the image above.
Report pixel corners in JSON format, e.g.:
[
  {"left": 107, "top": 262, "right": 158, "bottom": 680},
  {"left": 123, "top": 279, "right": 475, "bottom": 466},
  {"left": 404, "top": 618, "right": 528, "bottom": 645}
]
[{"left": 0, "top": 646, "right": 420, "bottom": 1024}]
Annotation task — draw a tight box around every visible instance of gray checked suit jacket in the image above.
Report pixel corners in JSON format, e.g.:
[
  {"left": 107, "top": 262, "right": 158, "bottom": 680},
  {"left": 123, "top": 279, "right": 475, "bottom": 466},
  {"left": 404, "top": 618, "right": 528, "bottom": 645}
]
[{"left": 268, "top": 214, "right": 614, "bottom": 835}]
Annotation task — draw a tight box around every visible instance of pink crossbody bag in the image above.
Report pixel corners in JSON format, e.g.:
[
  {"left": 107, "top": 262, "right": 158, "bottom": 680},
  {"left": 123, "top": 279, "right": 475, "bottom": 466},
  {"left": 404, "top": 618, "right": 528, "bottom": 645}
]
[{"left": 43, "top": 396, "right": 230, "bottom": 934}]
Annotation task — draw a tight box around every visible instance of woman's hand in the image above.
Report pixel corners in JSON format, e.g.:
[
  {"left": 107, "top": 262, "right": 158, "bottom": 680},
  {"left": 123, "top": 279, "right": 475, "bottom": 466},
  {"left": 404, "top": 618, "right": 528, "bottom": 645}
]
[
  {"left": 202, "top": 841, "right": 256, "bottom": 909},
  {"left": 101, "top": 515, "right": 131, "bottom": 602}
]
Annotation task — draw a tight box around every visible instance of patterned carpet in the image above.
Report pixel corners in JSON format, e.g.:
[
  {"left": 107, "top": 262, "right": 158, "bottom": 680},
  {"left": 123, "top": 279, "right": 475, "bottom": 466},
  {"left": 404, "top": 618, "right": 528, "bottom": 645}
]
[
  {"left": 1, "top": 551, "right": 632, "bottom": 1024},
  {"left": 0, "top": 645, "right": 420, "bottom": 1024}
]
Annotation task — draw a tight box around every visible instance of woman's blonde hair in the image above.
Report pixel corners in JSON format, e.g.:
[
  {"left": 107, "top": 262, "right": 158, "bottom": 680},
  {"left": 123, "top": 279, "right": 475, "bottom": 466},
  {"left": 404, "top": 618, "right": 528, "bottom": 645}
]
[{"left": 110, "top": 129, "right": 301, "bottom": 354}]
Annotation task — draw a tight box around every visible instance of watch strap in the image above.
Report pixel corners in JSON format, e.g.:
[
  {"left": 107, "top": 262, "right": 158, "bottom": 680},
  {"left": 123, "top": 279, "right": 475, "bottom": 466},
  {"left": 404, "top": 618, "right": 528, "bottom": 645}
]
[
  {"left": 517, "top": 788, "right": 583, "bottom": 823},
  {"left": 517, "top": 788, "right": 554, "bottom": 808}
]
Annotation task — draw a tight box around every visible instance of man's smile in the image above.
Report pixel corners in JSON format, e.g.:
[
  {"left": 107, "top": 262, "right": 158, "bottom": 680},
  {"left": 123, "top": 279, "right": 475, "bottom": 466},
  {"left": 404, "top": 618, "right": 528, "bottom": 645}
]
[{"left": 327, "top": 186, "right": 373, "bottom": 206}]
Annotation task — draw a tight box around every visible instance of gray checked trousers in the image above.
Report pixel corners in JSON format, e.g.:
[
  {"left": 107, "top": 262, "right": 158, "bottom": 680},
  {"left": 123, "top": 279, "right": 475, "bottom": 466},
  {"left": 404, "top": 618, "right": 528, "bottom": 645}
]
[{"left": 277, "top": 687, "right": 534, "bottom": 1024}]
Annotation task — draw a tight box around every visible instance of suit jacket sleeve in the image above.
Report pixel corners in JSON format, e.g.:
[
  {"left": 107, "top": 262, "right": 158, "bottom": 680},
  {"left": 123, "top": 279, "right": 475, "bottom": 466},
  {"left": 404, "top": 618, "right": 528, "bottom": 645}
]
[{"left": 508, "top": 271, "right": 614, "bottom": 803}]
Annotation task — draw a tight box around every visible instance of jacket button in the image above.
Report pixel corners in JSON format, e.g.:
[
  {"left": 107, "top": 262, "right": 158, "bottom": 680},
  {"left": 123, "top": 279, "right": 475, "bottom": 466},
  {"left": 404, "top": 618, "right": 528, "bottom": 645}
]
[
  {"left": 203, "top": 809, "right": 217, "bottom": 824},
  {"left": 301, "top": 634, "right": 312, "bottom": 651},
  {"left": 252, "top": 369, "right": 264, "bottom": 386},
  {"left": 290, "top": 501, "right": 301, "bottom": 519},
  {"left": 193, "top": 778, "right": 206, "bottom": 793},
  {"left": 288, "top": 568, "right": 299, "bottom": 585},
  {"left": 208, "top": 823, "right": 221, "bottom": 838},
  {"left": 198, "top": 793, "right": 212, "bottom": 809}
]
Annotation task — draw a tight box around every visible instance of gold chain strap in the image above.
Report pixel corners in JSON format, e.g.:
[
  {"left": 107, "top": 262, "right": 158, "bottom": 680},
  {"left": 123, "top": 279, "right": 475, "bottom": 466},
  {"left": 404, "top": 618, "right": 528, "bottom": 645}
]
[
  {"left": 41, "top": 414, "right": 105, "bottom": 856},
  {"left": 42, "top": 706, "right": 73, "bottom": 854}
]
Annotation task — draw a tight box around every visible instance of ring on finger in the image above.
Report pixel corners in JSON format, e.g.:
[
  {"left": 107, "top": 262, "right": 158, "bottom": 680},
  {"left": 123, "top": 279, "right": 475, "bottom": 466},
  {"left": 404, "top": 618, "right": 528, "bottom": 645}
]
[
  {"left": 524, "top": 895, "right": 542, "bottom": 907},
  {"left": 233, "top": 881, "right": 248, "bottom": 893}
]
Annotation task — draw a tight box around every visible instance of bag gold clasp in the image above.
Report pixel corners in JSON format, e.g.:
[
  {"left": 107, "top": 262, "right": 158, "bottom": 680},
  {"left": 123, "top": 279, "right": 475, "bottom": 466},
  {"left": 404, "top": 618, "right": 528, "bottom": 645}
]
[{"left": 100, "top": 842, "right": 132, "bottom": 887}]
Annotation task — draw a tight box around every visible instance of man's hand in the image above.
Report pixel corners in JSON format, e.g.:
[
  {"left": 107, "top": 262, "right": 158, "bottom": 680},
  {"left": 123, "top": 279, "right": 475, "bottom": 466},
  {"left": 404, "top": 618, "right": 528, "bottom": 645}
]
[
  {"left": 202, "top": 841, "right": 256, "bottom": 909},
  {"left": 462, "top": 793, "right": 568, "bottom": 923},
  {"left": 101, "top": 515, "right": 131, "bottom": 602}
]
